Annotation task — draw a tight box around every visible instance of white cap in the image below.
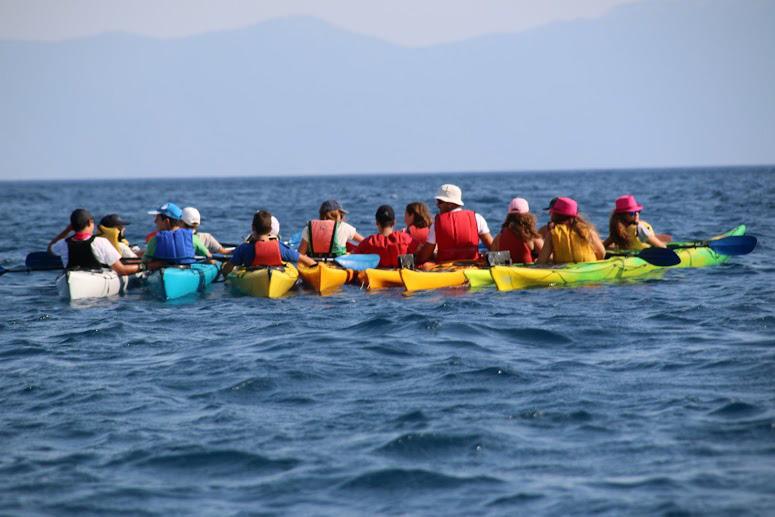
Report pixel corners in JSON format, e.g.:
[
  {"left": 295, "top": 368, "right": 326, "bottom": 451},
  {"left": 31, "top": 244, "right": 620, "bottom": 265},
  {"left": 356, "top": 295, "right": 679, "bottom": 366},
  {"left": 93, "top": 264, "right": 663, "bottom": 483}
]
[
  {"left": 270, "top": 216, "right": 280, "bottom": 237},
  {"left": 435, "top": 184, "right": 464, "bottom": 206},
  {"left": 181, "top": 207, "right": 201, "bottom": 226}
]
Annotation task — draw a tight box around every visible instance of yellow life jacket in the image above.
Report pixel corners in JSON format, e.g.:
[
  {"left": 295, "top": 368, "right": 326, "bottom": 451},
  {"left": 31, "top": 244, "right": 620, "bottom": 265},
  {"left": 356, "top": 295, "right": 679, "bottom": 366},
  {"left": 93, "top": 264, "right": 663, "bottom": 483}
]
[
  {"left": 550, "top": 224, "right": 597, "bottom": 263},
  {"left": 622, "top": 220, "right": 655, "bottom": 250},
  {"left": 97, "top": 225, "right": 128, "bottom": 252}
]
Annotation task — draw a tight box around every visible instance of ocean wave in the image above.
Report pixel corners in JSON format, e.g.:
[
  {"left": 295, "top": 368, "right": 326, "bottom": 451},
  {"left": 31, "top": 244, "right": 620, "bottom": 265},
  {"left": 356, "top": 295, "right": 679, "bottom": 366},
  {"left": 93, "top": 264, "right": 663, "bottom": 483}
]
[{"left": 339, "top": 468, "right": 502, "bottom": 490}]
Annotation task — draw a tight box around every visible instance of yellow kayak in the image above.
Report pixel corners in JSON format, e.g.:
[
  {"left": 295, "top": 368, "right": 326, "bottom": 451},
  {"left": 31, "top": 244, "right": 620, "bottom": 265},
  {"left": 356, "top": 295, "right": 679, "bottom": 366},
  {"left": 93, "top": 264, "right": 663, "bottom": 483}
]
[
  {"left": 400, "top": 267, "right": 468, "bottom": 292},
  {"left": 490, "top": 256, "right": 660, "bottom": 292},
  {"left": 361, "top": 268, "right": 402, "bottom": 290},
  {"left": 228, "top": 263, "right": 299, "bottom": 299},
  {"left": 464, "top": 268, "right": 495, "bottom": 288},
  {"left": 298, "top": 262, "right": 356, "bottom": 294}
]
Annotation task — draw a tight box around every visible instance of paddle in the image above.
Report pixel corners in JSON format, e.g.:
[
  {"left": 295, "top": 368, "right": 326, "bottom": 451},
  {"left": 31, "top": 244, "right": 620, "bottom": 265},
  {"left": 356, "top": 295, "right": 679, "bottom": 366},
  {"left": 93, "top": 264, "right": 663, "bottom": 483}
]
[
  {"left": 606, "top": 247, "right": 681, "bottom": 267},
  {"left": 668, "top": 235, "right": 757, "bottom": 256},
  {"left": 25, "top": 251, "right": 64, "bottom": 270},
  {"left": 332, "top": 254, "right": 380, "bottom": 271}
]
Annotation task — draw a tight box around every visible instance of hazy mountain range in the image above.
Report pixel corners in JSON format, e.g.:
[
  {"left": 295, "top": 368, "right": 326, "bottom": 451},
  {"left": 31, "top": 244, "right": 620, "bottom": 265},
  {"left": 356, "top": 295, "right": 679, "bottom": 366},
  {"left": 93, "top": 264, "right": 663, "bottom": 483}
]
[{"left": 1, "top": 0, "right": 773, "bottom": 179}]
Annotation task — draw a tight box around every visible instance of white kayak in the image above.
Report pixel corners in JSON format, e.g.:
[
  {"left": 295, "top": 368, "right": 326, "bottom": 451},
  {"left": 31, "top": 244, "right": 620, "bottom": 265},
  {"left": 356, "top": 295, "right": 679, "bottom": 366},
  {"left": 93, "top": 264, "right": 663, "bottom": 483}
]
[{"left": 56, "top": 269, "right": 143, "bottom": 300}]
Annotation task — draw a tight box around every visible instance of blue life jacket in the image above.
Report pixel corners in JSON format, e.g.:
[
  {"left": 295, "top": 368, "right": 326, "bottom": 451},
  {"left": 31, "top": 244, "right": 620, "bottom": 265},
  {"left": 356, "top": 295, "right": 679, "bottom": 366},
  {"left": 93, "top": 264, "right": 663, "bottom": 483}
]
[{"left": 153, "top": 229, "right": 196, "bottom": 265}]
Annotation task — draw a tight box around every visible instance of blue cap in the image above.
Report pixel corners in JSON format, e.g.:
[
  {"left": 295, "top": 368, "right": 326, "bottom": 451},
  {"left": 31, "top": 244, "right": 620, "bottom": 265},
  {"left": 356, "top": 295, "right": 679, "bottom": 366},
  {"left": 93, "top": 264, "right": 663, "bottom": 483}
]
[{"left": 147, "top": 202, "right": 183, "bottom": 220}]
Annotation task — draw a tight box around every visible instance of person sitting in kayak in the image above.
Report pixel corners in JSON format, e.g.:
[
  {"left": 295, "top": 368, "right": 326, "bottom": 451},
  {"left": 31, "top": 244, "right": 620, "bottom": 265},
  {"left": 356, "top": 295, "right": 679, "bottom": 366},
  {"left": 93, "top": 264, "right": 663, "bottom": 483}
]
[
  {"left": 537, "top": 197, "right": 559, "bottom": 239},
  {"left": 603, "top": 195, "right": 667, "bottom": 250},
  {"left": 491, "top": 197, "right": 544, "bottom": 264},
  {"left": 403, "top": 201, "right": 432, "bottom": 251},
  {"left": 181, "top": 207, "right": 231, "bottom": 254},
  {"left": 97, "top": 213, "right": 141, "bottom": 258},
  {"left": 222, "top": 210, "right": 316, "bottom": 276},
  {"left": 298, "top": 199, "right": 364, "bottom": 258},
  {"left": 48, "top": 208, "right": 144, "bottom": 276},
  {"left": 537, "top": 197, "right": 606, "bottom": 264},
  {"left": 143, "top": 202, "right": 211, "bottom": 270},
  {"left": 353, "top": 205, "right": 415, "bottom": 268},
  {"left": 414, "top": 184, "right": 493, "bottom": 265}
]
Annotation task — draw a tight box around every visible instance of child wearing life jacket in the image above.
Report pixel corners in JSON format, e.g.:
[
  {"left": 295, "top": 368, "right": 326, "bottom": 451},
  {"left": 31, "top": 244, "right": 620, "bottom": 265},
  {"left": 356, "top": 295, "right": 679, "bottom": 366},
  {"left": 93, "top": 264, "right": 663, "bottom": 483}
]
[
  {"left": 97, "top": 213, "right": 140, "bottom": 258},
  {"left": 48, "top": 208, "right": 144, "bottom": 276},
  {"left": 491, "top": 198, "right": 544, "bottom": 264},
  {"left": 603, "top": 195, "right": 667, "bottom": 250},
  {"left": 403, "top": 201, "right": 432, "bottom": 251},
  {"left": 222, "top": 210, "right": 316, "bottom": 276},
  {"left": 537, "top": 197, "right": 606, "bottom": 264},
  {"left": 298, "top": 200, "right": 364, "bottom": 258},
  {"left": 353, "top": 205, "right": 415, "bottom": 268}
]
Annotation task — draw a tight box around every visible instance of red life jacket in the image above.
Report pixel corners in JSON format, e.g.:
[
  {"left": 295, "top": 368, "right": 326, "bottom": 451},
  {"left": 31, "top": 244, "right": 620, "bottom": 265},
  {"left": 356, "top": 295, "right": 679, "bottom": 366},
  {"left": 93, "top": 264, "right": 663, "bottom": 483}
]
[
  {"left": 251, "top": 240, "right": 283, "bottom": 267},
  {"left": 307, "top": 220, "right": 340, "bottom": 257},
  {"left": 407, "top": 225, "right": 429, "bottom": 243},
  {"left": 496, "top": 229, "right": 534, "bottom": 264},
  {"left": 355, "top": 232, "right": 414, "bottom": 268},
  {"left": 434, "top": 210, "right": 479, "bottom": 262}
]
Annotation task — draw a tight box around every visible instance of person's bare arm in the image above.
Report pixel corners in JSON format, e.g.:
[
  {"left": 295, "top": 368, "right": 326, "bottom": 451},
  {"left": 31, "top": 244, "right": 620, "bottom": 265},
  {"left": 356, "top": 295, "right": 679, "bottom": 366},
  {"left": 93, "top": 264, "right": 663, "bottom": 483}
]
[
  {"left": 415, "top": 242, "right": 435, "bottom": 264},
  {"left": 48, "top": 224, "right": 72, "bottom": 253}
]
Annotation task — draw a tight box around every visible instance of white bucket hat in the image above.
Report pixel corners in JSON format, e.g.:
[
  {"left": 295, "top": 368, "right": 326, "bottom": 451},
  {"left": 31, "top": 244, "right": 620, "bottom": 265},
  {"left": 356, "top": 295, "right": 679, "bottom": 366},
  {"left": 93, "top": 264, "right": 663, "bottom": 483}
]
[
  {"left": 181, "top": 207, "right": 201, "bottom": 226},
  {"left": 435, "top": 184, "right": 464, "bottom": 206}
]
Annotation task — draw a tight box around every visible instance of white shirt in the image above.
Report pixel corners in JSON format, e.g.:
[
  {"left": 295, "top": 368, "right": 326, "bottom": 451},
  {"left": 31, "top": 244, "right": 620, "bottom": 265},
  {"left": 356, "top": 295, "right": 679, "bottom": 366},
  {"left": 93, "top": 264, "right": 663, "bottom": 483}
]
[
  {"left": 196, "top": 231, "right": 223, "bottom": 253},
  {"left": 300, "top": 221, "right": 358, "bottom": 248},
  {"left": 426, "top": 208, "right": 490, "bottom": 245},
  {"left": 50, "top": 236, "right": 121, "bottom": 268}
]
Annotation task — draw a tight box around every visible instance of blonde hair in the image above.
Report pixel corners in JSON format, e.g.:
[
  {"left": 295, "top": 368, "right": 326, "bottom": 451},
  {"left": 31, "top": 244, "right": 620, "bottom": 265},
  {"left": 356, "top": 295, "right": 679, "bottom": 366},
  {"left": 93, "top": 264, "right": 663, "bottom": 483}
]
[
  {"left": 319, "top": 209, "right": 344, "bottom": 221},
  {"left": 551, "top": 213, "right": 596, "bottom": 243}
]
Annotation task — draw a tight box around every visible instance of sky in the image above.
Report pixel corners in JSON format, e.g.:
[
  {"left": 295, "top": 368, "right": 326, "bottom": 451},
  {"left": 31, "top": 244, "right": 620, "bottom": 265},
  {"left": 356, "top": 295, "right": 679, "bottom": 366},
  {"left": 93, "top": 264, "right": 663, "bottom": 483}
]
[{"left": 0, "top": 0, "right": 638, "bottom": 46}]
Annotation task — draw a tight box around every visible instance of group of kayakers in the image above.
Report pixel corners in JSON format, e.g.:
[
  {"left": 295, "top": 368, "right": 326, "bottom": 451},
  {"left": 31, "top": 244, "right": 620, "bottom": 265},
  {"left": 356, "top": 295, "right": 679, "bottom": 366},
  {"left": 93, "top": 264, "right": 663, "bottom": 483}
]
[{"left": 48, "top": 183, "right": 666, "bottom": 276}]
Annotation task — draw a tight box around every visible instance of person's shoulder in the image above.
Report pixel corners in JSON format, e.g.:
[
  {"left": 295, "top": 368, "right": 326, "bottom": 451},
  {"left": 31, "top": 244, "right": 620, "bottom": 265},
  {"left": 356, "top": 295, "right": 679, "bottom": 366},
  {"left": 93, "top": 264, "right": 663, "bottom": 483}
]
[{"left": 93, "top": 236, "right": 116, "bottom": 248}]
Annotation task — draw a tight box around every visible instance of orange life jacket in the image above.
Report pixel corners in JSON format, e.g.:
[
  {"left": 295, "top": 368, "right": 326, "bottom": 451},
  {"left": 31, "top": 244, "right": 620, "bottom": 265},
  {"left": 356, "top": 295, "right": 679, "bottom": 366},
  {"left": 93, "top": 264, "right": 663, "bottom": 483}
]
[
  {"left": 434, "top": 210, "right": 479, "bottom": 262},
  {"left": 308, "top": 220, "right": 342, "bottom": 257},
  {"left": 251, "top": 240, "right": 283, "bottom": 267},
  {"left": 496, "top": 229, "right": 533, "bottom": 264}
]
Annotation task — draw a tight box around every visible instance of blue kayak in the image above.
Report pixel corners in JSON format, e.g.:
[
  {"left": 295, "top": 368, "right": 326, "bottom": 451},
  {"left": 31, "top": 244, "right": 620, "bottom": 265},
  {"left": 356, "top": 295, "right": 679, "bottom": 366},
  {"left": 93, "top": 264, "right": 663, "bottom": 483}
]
[{"left": 146, "top": 263, "right": 220, "bottom": 300}]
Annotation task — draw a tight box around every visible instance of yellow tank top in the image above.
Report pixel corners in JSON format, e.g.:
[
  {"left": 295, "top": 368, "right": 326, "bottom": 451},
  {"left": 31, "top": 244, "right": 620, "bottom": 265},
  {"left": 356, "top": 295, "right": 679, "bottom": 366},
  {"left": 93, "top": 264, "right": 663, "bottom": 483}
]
[{"left": 550, "top": 224, "right": 597, "bottom": 263}]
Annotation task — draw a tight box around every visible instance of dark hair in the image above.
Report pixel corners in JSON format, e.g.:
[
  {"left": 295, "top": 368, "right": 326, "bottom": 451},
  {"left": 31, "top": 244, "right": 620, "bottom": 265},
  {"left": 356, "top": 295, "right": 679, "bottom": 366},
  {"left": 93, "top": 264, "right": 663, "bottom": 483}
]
[
  {"left": 252, "top": 210, "right": 274, "bottom": 236},
  {"left": 375, "top": 205, "right": 395, "bottom": 227},
  {"left": 70, "top": 208, "right": 93, "bottom": 232},
  {"left": 405, "top": 202, "right": 432, "bottom": 228}
]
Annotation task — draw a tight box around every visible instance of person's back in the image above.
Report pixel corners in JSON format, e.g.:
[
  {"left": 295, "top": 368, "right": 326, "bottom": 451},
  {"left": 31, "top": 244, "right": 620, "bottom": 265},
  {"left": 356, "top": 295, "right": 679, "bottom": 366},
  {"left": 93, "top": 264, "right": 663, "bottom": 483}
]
[
  {"left": 493, "top": 198, "right": 543, "bottom": 264},
  {"left": 354, "top": 205, "right": 413, "bottom": 268},
  {"left": 434, "top": 209, "right": 480, "bottom": 262},
  {"left": 537, "top": 197, "right": 605, "bottom": 265},
  {"left": 298, "top": 200, "right": 363, "bottom": 258},
  {"left": 143, "top": 203, "right": 211, "bottom": 268}
]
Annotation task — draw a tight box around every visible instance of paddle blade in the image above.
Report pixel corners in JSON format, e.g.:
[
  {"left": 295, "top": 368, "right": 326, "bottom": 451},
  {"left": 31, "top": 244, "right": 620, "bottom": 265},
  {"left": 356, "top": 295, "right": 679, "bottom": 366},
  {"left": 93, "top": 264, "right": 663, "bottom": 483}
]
[
  {"left": 637, "top": 247, "right": 681, "bottom": 267},
  {"left": 25, "top": 252, "right": 64, "bottom": 270},
  {"left": 334, "top": 254, "right": 380, "bottom": 271},
  {"left": 708, "top": 235, "right": 757, "bottom": 255}
]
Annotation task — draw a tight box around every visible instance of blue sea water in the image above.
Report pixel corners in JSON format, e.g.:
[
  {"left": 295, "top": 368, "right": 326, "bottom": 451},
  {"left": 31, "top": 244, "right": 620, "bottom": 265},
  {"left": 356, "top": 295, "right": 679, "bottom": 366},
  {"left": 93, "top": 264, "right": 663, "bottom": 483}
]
[{"left": 0, "top": 167, "right": 774, "bottom": 515}]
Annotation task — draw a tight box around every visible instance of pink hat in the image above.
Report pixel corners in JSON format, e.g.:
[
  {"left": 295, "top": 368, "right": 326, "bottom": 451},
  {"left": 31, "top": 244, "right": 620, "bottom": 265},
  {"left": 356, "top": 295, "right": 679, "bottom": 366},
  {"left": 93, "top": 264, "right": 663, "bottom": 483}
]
[
  {"left": 614, "top": 194, "right": 643, "bottom": 213},
  {"left": 549, "top": 197, "right": 578, "bottom": 217},
  {"left": 507, "top": 197, "right": 530, "bottom": 214}
]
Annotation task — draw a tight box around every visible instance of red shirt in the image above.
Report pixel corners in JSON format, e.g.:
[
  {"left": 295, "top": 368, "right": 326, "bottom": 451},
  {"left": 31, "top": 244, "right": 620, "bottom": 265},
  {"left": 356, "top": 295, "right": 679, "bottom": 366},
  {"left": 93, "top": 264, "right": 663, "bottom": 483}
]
[{"left": 354, "top": 232, "right": 414, "bottom": 268}]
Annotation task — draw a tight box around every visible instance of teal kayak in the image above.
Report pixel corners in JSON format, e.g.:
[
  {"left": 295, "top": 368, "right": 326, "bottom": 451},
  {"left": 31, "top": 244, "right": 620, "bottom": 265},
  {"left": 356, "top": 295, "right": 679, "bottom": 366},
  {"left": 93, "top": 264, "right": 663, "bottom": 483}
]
[{"left": 146, "top": 263, "right": 220, "bottom": 300}]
